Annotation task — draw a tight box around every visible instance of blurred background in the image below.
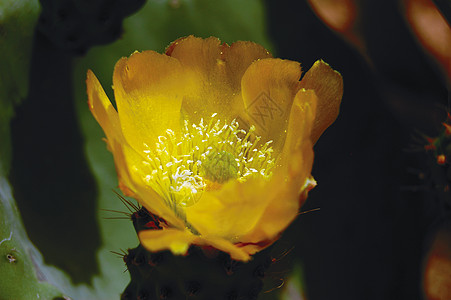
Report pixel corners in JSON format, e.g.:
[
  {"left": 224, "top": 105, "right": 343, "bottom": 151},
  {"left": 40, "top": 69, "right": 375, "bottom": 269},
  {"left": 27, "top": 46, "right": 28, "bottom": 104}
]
[{"left": 1, "top": 0, "right": 450, "bottom": 299}]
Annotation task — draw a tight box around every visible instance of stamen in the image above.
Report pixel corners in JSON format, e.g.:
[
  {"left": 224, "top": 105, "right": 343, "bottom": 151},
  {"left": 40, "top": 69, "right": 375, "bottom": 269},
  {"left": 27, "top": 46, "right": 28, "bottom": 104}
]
[{"left": 141, "top": 115, "right": 275, "bottom": 229}]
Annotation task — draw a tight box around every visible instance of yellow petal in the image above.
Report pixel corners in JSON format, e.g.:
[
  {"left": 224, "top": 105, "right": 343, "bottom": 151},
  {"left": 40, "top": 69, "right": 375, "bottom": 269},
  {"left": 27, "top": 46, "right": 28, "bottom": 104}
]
[
  {"left": 86, "top": 69, "right": 121, "bottom": 141},
  {"left": 278, "top": 89, "right": 317, "bottom": 173},
  {"left": 185, "top": 177, "right": 279, "bottom": 240},
  {"left": 86, "top": 70, "right": 137, "bottom": 206},
  {"left": 240, "top": 89, "right": 317, "bottom": 244},
  {"left": 87, "top": 69, "right": 134, "bottom": 198},
  {"left": 139, "top": 229, "right": 252, "bottom": 261},
  {"left": 235, "top": 243, "right": 265, "bottom": 256},
  {"left": 166, "top": 36, "right": 272, "bottom": 124},
  {"left": 113, "top": 51, "right": 187, "bottom": 153},
  {"left": 219, "top": 40, "right": 273, "bottom": 93},
  {"left": 299, "top": 60, "right": 343, "bottom": 143},
  {"left": 244, "top": 149, "right": 313, "bottom": 244},
  {"left": 201, "top": 235, "right": 251, "bottom": 261},
  {"left": 241, "top": 58, "right": 302, "bottom": 150},
  {"left": 87, "top": 70, "right": 185, "bottom": 229},
  {"left": 139, "top": 229, "right": 196, "bottom": 255},
  {"left": 165, "top": 36, "right": 223, "bottom": 73}
]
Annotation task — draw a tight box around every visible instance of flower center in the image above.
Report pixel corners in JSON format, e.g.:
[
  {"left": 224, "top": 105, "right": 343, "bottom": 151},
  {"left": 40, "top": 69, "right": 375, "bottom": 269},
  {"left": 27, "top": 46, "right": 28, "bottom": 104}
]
[
  {"left": 201, "top": 150, "right": 238, "bottom": 184},
  {"left": 142, "top": 113, "right": 275, "bottom": 217}
]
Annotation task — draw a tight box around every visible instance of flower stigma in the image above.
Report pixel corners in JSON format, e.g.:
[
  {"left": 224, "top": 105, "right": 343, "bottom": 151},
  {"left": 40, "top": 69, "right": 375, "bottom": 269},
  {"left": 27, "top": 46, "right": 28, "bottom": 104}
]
[
  {"left": 201, "top": 150, "right": 239, "bottom": 184},
  {"left": 142, "top": 113, "right": 275, "bottom": 229}
]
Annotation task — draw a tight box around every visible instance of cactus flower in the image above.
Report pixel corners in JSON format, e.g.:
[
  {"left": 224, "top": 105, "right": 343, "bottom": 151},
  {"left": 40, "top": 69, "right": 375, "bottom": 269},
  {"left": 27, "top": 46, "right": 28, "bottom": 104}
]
[{"left": 87, "top": 36, "right": 343, "bottom": 261}]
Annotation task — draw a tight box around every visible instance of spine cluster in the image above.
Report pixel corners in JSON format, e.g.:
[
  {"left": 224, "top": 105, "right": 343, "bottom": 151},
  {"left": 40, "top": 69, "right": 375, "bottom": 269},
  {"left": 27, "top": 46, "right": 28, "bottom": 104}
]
[{"left": 424, "top": 113, "right": 451, "bottom": 210}]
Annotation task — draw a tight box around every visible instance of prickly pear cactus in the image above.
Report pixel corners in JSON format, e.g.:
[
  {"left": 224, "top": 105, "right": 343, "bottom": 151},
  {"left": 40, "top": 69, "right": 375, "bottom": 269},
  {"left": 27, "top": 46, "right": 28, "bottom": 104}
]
[
  {"left": 424, "top": 113, "right": 451, "bottom": 208},
  {"left": 0, "top": 0, "right": 39, "bottom": 174},
  {"left": 120, "top": 204, "right": 273, "bottom": 300},
  {"left": 0, "top": 178, "right": 68, "bottom": 300}
]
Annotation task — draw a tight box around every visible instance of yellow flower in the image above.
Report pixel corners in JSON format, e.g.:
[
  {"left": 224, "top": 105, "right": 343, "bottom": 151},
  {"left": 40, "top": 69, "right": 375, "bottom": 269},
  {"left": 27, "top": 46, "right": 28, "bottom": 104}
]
[{"left": 87, "top": 36, "right": 343, "bottom": 261}]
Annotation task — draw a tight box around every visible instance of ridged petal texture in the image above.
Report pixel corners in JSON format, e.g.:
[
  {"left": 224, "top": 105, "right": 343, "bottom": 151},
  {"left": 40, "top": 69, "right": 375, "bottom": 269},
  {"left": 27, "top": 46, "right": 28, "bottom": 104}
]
[{"left": 87, "top": 35, "right": 343, "bottom": 261}]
